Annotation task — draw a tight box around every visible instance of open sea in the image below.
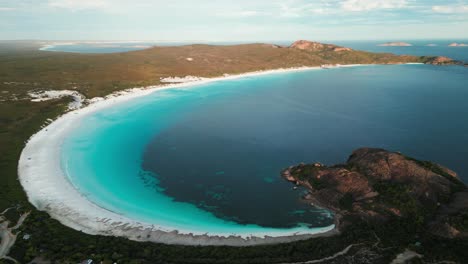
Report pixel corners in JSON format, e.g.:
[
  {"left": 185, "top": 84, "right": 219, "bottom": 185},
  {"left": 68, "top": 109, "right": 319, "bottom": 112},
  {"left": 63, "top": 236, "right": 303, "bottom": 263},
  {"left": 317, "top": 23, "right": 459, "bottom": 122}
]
[{"left": 61, "top": 42, "right": 468, "bottom": 235}]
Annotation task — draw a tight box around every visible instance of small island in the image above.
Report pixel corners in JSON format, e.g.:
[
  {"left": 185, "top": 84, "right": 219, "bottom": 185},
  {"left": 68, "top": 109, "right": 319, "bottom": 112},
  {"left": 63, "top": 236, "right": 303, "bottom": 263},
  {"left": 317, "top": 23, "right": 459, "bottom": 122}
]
[
  {"left": 378, "top": 42, "right": 412, "bottom": 46},
  {"left": 449, "top": 43, "right": 468, "bottom": 47}
]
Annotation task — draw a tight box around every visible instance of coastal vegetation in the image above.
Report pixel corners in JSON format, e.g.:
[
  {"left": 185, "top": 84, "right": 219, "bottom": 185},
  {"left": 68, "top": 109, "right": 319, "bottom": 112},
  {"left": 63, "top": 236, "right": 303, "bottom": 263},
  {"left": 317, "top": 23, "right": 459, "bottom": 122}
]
[
  {"left": 1, "top": 40, "right": 460, "bottom": 101},
  {"left": 0, "top": 40, "right": 467, "bottom": 263}
]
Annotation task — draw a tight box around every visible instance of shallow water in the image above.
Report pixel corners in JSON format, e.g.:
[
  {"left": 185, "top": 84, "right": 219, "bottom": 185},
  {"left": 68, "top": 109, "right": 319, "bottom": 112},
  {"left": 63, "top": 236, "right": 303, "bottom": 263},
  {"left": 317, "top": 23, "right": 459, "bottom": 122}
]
[{"left": 62, "top": 64, "right": 468, "bottom": 235}]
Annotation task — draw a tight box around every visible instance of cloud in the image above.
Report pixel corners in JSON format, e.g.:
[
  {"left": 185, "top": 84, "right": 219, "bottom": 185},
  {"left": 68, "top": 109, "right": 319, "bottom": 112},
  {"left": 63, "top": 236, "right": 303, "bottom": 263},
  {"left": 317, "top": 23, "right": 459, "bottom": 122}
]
[
  {"left": 341, "top": 0, "right": 408, "bottom": 12},
  {"left": 279, "top": 2, "right": 336, "bottom": 18},
  {"left": 0, "top": 7, "right": 15, "bottom": 11},
  {"left": 48, "top": 0, "right": 109, "bottom": 10},
  {"left": 432, "top": 4, "right": 468, "bottom": 14},
  {"left": 221, "top": 10, "right": 269, "bottom": 17},
  {"left": 237, "top": 10, "right": 266, "bottom": 17}
]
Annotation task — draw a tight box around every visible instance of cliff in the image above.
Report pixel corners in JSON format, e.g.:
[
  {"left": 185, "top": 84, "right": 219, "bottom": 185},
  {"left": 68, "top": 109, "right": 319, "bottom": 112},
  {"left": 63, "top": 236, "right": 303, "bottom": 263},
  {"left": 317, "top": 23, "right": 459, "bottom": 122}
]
[{"left": 282, "top": 148, "right": 468, "bottom": 239}]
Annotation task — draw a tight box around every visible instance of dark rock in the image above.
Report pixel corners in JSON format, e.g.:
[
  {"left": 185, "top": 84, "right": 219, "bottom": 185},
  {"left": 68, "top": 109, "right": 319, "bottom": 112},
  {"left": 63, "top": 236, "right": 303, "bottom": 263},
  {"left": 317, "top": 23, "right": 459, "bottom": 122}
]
[{"left": 283, "top": 148, "right": 468, "bottom": 239}]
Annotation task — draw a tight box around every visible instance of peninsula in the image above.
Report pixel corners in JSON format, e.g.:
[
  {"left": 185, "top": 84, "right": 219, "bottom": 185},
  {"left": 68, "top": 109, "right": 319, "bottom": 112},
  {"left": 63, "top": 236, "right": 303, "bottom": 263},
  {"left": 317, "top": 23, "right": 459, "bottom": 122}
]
[{"left": 0, "top": 40, "right": 463, "bottom": 101}]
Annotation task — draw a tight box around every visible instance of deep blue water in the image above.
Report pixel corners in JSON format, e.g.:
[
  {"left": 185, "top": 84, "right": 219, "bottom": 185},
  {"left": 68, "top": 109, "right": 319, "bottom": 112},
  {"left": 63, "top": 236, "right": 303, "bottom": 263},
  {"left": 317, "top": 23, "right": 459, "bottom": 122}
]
[
  {"left": 142, "top": 64, "right": 468, "bottom": 227},
  {"left": 62, "top": 64, "right": 468, "bottom": 235}
]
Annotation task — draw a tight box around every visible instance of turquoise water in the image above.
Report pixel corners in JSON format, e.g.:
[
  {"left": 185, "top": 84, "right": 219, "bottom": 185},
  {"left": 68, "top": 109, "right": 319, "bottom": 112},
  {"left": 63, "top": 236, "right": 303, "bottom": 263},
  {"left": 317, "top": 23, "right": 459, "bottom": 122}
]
[
  {"left": 62, "top": 64, "right": 468, "bottom": 235},
  {"left": 62, "top": 74, "right": 334, "bottom": 235}
]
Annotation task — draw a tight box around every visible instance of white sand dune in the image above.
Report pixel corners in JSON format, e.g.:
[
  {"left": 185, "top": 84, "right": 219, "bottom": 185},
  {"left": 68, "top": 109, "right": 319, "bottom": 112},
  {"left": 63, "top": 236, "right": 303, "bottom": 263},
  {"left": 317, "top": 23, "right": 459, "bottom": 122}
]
[{"left": 29, "top": 90, "right": 85, "bottom": 110}]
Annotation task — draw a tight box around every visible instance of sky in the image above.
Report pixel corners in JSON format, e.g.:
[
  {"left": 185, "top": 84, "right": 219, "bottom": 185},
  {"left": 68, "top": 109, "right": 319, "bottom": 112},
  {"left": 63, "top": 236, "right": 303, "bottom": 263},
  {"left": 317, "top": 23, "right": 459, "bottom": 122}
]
[{"left": 1, "top": 0, "right": 468, "bottom": 41}]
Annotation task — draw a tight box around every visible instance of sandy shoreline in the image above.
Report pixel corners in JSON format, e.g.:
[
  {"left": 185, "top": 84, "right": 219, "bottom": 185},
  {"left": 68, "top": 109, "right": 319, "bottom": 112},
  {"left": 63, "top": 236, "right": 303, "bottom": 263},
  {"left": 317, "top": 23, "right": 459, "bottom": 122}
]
[{"left": 17, "top": 64, "right": 420, "bottom": 246}]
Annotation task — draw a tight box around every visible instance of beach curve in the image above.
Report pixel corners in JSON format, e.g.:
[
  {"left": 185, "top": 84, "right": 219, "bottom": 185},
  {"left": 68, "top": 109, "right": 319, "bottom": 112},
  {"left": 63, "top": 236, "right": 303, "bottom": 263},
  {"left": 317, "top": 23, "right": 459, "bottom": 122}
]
[{"left": 18, "top": 64, "right": 418, "bottom": 246}]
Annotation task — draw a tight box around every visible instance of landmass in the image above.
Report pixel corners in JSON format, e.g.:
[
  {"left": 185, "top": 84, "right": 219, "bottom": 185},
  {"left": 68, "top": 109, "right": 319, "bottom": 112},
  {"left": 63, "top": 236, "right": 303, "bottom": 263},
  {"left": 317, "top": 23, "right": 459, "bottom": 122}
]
[
  {"left": 378, "top": 42, "right": 412, "bottom": 46},
  {"left": 0, "top": 40, "right": 467, "bottom": 263},
  {"left": 0, "top": 39, "right": 463, "bottom": 101},
  {"left": 449, "top": 43, "right": 468, "bottom": 47}
]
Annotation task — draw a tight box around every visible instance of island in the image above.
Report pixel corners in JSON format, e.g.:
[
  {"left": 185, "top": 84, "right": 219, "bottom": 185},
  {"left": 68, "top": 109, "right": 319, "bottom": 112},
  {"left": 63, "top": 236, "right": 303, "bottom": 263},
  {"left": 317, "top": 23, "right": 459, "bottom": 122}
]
[
  {"left": 283, "top": 148, "right": 468, "bottom": 263},
  {"left": 378, "top": 42, "right": 413, "bottom": 46},
  {"left": 449, "top": 43, "right": 468, "bottom": 47}
]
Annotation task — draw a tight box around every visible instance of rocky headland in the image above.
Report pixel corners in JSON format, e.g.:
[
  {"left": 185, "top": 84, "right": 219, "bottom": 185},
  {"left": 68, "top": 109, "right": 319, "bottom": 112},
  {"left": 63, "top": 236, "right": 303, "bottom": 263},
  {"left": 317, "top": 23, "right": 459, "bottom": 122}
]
[
  {"left": 282, "top": 148, "right": 468, "bottom": 239},
  {"left": 419, "top": 56, "right": 466, "bottom": 66},
  {"left": 378, "top": 42, "right": 412, "bottom": 47}
]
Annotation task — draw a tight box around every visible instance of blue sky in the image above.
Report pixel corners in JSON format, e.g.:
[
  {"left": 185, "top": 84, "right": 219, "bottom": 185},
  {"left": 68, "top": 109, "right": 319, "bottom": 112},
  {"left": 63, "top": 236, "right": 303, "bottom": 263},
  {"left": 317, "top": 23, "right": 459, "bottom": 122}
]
[{"left": 1, "top": 0, "right": 467, "bottom": 41}]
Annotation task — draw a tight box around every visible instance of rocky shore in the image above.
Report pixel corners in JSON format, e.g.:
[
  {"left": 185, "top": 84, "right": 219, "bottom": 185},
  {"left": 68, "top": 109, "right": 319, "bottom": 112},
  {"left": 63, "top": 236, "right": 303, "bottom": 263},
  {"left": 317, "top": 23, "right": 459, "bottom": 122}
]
[{"left": 282, "top": 148, "right": 468, "bottom": 239}]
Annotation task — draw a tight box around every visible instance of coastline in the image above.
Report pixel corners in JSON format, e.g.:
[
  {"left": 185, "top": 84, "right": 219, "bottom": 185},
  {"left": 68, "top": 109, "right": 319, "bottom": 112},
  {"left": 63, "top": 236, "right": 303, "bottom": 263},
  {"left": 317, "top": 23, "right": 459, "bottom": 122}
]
[{"left": 17, "top": 63, "right": 419, "bottom": 246}]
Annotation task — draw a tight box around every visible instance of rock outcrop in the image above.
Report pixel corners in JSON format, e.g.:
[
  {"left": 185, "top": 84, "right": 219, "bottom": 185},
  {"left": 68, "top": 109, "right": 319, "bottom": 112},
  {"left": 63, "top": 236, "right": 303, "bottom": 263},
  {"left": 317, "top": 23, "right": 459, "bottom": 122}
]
[
  {"left": 421, "top": 56, "right": 465, "bottom": 66},
  {"left": 290, "top": 40, "right": 352, "bottom": 52},
  {"left": 282, "top": 148, "right": 468, "bottom": 239}
]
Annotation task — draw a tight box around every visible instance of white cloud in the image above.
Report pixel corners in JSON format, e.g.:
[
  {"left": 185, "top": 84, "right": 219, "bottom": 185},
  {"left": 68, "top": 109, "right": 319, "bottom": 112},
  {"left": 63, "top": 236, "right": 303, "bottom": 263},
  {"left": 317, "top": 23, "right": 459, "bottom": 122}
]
[
  {"left": 221, "top": 10, "right": 269, "bottom": 17},
  {"left": 0, "top": 7, "right": 15, "bottom": 11},
  {"left": 48, "top": 0, "right": 109, "bottom": 10},
  {"left": 341, "top": 0, "right": 408, "bottom": 12},
  {"left": 238, "top": 10, "right": 265, "bottom": 17},
  {"left": 432, "top": 5, "right": 468, "bottom": 14},
  {"left": 279, "top": 2, "right": 336, "bottom": 17}
]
